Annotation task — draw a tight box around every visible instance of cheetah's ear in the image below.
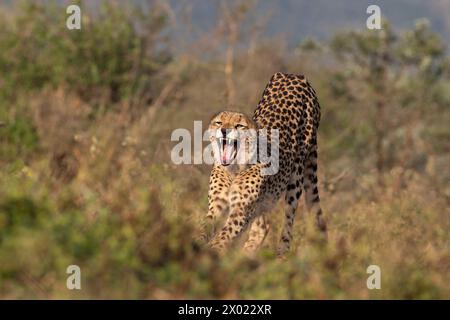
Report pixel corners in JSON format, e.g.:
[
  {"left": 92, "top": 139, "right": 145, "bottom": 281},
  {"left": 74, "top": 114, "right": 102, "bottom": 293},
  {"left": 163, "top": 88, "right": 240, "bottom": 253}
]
[
  {"left": 209, "top": 110, "right": 227, "bottom": 123},
  {"left": 210, "top": 111, "right": 224, "bottom": 122},
  {"left": 250, "top": 118, "right": 258, "bottom": 130},
  {"left": 242, "top": 114, "right": 258, "bottom": 130}
]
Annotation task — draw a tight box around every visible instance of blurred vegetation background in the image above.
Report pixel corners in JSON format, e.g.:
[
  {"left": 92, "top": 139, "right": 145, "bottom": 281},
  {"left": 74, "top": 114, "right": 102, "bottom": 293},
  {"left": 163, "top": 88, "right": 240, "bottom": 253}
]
[{"left": 0, "top": 1, "right": 449, "bottom": 299}]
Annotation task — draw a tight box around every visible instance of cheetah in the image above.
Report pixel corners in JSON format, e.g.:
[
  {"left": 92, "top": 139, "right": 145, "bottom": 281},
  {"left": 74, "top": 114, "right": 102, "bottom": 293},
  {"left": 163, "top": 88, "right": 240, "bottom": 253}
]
[{"left": 202, "top": 72, "right": 327, "bottom": 256}]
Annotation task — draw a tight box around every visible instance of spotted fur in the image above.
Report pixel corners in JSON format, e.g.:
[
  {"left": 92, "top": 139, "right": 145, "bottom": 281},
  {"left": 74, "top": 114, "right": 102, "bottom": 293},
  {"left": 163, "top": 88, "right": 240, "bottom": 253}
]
[{"left": 203, "top": 72, "right": 327, "bottom": 255}]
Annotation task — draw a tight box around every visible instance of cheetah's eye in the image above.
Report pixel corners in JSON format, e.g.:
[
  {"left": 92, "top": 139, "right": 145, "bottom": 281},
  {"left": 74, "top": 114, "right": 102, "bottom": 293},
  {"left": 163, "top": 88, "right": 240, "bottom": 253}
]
[{"left": 235, "top": 124, "right": 246, "bottom": 129}]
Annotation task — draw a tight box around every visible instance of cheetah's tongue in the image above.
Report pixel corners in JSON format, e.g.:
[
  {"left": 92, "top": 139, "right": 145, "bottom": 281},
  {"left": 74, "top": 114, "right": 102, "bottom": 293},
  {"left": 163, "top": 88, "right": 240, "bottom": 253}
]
[{"left": 221, "top": 142, "right": 235, "bottom": 165}]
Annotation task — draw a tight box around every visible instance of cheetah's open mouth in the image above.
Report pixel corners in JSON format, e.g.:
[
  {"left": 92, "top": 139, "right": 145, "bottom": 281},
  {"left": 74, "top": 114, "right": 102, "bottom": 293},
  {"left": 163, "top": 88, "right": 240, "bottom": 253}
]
[{"left": 218, "top": 137, "right": 238, "bottom": 166}]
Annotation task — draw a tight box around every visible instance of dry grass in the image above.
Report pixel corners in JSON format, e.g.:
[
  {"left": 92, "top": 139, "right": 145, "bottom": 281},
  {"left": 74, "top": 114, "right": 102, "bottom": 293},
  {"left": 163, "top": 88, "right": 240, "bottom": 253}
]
[{"left": 0, "top": 1, "right": 449, "bottom": 299}]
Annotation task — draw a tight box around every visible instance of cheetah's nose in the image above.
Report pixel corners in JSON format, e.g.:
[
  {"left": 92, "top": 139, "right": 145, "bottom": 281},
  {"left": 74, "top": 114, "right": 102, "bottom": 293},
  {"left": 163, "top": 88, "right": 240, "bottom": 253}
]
[{"left": 221, "top": 128, "right": 227, "bottom": 137}]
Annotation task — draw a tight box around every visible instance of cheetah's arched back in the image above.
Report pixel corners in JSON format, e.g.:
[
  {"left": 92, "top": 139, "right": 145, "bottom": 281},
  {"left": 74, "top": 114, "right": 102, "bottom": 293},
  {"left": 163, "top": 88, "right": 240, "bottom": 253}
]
[{"left": 203, "top": 72, "right": 326, "bottom": 255}]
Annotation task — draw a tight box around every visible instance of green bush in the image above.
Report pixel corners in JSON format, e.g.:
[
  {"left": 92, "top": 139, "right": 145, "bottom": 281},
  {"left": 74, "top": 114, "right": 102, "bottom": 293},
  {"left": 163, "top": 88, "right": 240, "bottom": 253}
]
[{"left": 0, "top": 1, "right": 170, "bottom": 104}]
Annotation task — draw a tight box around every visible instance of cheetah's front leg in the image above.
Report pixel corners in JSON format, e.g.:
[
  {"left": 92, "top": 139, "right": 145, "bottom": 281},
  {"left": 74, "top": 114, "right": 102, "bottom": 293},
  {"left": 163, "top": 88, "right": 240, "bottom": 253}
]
[
  {"left": 198, "top": 166, "right": 232, "bottom": 243},
  {"left": 211, "top": 170, "right": 263, "bottom": 252},
  {"left": 210, "top": 205, "right": 255, "bottom": 253},
  {"left": 210, "top": 167, "right": 263, "bottom": 253},
  {"left": 243, "top": 216, "right": 270, "bottom": 256}
]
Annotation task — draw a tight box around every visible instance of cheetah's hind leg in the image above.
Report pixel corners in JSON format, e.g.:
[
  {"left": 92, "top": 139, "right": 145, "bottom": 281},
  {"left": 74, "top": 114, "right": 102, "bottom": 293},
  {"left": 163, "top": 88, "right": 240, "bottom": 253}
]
[
  {"left": 277, "top": 167, "right": 304, "bottom": 256},
  {"left": 304, "top": 146, "right": 327, "bottom": 235}
]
